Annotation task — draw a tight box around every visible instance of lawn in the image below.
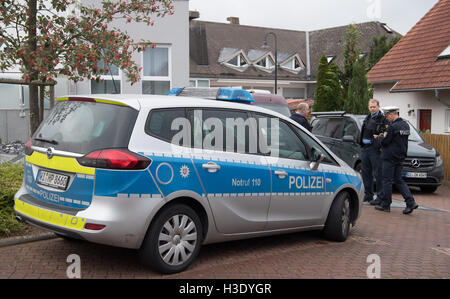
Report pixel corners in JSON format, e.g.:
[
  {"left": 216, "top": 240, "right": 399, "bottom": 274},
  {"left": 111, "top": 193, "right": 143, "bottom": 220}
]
[{"left": 0, "top": 163, "right": 27, "bottom": 237}]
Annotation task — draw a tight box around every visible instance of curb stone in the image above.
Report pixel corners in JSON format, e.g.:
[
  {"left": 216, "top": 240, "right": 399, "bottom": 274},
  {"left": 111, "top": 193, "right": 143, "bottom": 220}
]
[{"left": 0, "top": 232, "right": 58, "bottom": 248}]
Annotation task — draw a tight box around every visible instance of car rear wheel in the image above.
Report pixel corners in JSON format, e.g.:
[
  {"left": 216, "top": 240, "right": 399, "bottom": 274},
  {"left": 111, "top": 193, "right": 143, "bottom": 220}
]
[
  {"left": 323, "top": 191, "right": 351, "bottom": 242},
  {"left": 139, "top": 204, "right": 203, "bottom": 274}
]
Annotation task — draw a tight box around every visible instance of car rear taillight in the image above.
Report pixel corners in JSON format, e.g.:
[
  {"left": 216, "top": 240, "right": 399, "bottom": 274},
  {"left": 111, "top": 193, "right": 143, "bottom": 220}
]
[
  {"left": 77, "top": 149, "right": 151, "bottom": 170},
  {"left": 84, "top": 223, "right": 106, "bottom": 231},
  {"left": 25, "top": 139, "right": 34, "bottom": 156}
]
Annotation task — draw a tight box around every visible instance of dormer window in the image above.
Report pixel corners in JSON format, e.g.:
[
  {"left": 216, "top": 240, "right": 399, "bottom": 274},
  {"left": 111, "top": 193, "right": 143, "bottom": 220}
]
[
  {"left": 381, "top": 23, "right": 393, "bottom": 34},
  {"left": 227, "top": 54, "right": 248, "bottom": 67},
  {"left": 254, "top": 55, "right": 275, "bottom": 72},
  {"left": 219, "top": 48, "right": 250, "bottom": 72},
  {"left": 438, "top": 45, "right": 450, "bottom": 60},
  {"left": 280, "top": 55, "right": 304, "bottom": 73},
  {"left": 327, "top": 56, "right": 335, "bottom": 64}
]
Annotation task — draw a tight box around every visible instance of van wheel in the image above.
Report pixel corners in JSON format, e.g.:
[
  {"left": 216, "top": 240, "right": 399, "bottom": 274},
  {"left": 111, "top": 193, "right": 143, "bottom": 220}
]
[
  {"left": 139, "top": 204, "right": 203, "bottom": 274},
  {"left": 323, "top": 191, "right": 351, "bottom": 242}
]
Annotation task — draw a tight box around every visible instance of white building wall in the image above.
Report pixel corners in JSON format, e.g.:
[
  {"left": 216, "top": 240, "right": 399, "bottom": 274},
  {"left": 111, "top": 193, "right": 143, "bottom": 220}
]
[
  {"left": 73, "top": 0, "right": 189, "bottom": 95},
  {"left": 373, "top": 83, "right": 450, "bottom": 135}
]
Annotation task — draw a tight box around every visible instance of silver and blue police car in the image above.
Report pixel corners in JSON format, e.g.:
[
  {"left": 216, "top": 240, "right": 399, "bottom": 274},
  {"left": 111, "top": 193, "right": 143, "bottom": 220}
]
[{"left": 14, "top": 88, "right": 363, "bottom": 274}]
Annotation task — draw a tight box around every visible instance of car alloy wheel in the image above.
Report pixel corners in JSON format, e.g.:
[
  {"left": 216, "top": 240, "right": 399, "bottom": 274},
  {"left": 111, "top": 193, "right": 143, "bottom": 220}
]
[{"left": 158, "top": 214, "right": 198, "bottom": 266}]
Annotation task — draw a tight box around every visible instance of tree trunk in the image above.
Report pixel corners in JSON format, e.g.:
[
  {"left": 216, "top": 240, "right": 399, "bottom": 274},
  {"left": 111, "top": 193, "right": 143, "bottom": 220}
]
[
  {"left": 26, "top": 0, "right": 39, "bottom": 137},
  {"left": 39, "top": 85, "right": 45, "bottom": 123}
]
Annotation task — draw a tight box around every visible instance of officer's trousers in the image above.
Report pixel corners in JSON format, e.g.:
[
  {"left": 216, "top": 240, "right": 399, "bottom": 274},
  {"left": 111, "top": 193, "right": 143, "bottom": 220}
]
[
  {"left": 381, "top": 159, "right": 415, "bottom": 208},
  {"left": 361, "top": 145, "right": 384, "bottom": 201}
]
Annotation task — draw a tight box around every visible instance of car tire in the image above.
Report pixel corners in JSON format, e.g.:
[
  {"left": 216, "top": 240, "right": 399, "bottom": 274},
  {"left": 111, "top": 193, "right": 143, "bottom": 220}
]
[
  {"left": 139, "top": 204, "right": 203, "bottom": 274},
  {"left": 420, "top": 186, "right": 438, "bottom": 193},
  {"left": 323, "top": 191, "right": 351, "bottom": 242}
]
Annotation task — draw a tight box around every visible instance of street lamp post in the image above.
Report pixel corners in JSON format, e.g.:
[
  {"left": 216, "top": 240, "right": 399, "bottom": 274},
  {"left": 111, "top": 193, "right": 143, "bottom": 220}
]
[{"left": 263, "top": 32, "right": 278, "bottom": 94}]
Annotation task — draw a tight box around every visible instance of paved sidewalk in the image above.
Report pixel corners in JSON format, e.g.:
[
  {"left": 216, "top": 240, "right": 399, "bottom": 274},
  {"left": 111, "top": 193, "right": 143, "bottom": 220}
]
[{"left": 1, "top": 187, "right": 448, "bottom": 279}]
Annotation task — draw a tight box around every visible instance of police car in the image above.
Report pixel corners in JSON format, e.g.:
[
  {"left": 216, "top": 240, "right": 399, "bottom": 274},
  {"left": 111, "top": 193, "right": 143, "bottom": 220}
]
[{"left": 14, "top": 89, "right": 363, "bottom": 274}]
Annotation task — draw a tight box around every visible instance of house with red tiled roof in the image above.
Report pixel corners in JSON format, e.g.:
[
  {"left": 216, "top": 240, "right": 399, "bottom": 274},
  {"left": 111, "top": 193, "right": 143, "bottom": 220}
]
[{"left": 368, "top": 0, "right": 450, "bottom": 134}]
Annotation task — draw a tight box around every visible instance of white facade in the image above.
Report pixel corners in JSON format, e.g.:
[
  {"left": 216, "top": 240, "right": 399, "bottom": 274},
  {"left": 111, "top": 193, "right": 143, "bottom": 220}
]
[
  {"left": 373, "top": 83, "right": 450, "bottom": 134},
  {"left": 73, "top": 0, "right": 189, "bottom": 95}
]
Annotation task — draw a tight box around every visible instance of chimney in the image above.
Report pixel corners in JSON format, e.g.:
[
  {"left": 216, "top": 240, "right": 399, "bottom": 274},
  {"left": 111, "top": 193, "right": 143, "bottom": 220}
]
[
  {"left": 189, "top": 11, "right": 200, "bottom": 21},
  {"left": 227, "top": 17, "right": 240, "bottom": 25}
]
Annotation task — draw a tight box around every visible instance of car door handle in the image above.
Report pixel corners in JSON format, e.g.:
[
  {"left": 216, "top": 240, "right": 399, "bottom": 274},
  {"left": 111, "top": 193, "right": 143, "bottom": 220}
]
[
  {"left": 274, "top": 170, "right": 288, "bottom": 179},
  {"left": 202, "top": 162, "right": 221, "bottom": 173}
]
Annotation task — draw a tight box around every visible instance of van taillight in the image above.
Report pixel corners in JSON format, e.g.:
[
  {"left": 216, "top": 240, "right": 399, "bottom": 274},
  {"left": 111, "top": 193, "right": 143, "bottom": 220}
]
[
  {"left": 77, "top": 149, "right": 151, "bottom": 170},
  {"left": 25, "top": 140, "right": 34, "bottom": 156}
]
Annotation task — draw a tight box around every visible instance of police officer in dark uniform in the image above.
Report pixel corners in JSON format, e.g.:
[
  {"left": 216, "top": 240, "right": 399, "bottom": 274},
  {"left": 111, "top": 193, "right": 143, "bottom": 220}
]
[
  {"left": 359, "top": 99, "right": 388, "bottom": 204},
  {"left": 374, "top": 107, "right": 419, "bottom": 214}
]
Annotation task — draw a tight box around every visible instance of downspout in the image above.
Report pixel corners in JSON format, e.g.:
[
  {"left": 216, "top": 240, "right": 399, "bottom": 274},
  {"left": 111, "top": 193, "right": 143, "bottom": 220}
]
[
  {"left": 305, "top": 31, "right": 311, "bottom": 79},
  {"left": 305, "top": 31, "right": 311, "bottom": 98}
]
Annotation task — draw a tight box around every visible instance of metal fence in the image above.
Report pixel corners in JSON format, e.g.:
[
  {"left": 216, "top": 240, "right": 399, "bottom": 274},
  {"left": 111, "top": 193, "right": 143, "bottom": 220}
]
[{"left": 421, "top": 133, "right": 450, "bottom": 181}]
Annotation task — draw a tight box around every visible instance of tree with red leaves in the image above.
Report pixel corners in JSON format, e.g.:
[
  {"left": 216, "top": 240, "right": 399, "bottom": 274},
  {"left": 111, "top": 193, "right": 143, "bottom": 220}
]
[{"left": 0, "top": 0, "right": 174, "bottom": 135}]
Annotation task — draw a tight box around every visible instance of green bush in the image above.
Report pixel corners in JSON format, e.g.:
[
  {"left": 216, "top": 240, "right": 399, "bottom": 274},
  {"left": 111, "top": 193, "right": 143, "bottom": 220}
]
[{"left": 0, "top": 163, "right": 26, "bottom": 237}]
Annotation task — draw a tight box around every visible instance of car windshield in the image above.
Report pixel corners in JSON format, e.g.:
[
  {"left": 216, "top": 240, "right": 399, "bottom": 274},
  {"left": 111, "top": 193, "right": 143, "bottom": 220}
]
[
  {"left": 356, "top": 116, "right": 423, "bottom": 142},
  {"left": 32, "top": 100, "right": 139, "bottom": 154},
  {"left": 253, "top": 103, "right": 291, "bottom": 117}
]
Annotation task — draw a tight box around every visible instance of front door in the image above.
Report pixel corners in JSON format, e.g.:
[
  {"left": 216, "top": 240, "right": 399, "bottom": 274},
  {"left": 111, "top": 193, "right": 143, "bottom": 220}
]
[
  {"left": 255, "top": 114, "right": 327, "bottom": 229},
  {"left": 189, "top": 108, "right": 271, "bottom": 234},
  {"left": 419, "top": 109, "right": 432, "bottom": 132}
]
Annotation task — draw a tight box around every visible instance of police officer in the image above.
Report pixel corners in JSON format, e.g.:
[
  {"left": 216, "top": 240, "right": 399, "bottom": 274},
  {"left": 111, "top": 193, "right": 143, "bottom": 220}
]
[
  {"left": 374, "top": 107, "right": 419, "bottom": 214},
  {"left": 359, "top": 99, "right": 387, "bottom": 204},
  {"left": 290, "top": 103, "right": 312, "bottom": 132}
]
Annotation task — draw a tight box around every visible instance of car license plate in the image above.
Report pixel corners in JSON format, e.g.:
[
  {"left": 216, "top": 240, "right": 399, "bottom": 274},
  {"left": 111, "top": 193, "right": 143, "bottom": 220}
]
[
  {"left": 405, "top": 172, "right": 427, "bottom": 178},
  {"left": 37, "top": 170, "right": 69, "bottom": 190}
]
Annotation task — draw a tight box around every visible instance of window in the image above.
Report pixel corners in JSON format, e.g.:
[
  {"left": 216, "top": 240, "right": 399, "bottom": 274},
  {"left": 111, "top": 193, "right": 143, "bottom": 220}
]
[
  {"left": 438, "top": 45, "right": 450, "bottom": 60},
  {"left": 91, "top": 61, "right": 121, "bottom": 94},
  {"left": 280, "top": 56, "right": 304, "bottom": 73},
  {"left": 188, "top": 108, "right": 253, "bottom": 154},
  {"left": 311, "top": 117, "right": 344, "bottom": 139},
  {"left": 189, "top": 79, "right": 210, "bottom": 88},
  {"left": 146, "top": 108, "right": 187, "bottom": 144},
  {"left": 327, "top": 56, "right": 335, "bottom": 64},
  {"left": 343, "top": 119, "right": 358, "bottom": 138},
  {"left": 292, "top": 125, "right": 336, "bottom": 165},
  {"left": 142, "top": 46, "right": 171, "bottom": 95},
  {"left": 223, "top": 53, "right": 249, "bottom": 71},
  {"left": 282, "top": 88, "right": 305, "bottom": 99},
  {"left": 381, "top": 23, "right": 393, "bottom": 34},
  {"left": 255, "top": 113, "right": 307, "bottom": 161},
  {"left": 255, "top": 56, "right": 275, "bottom": 71}
]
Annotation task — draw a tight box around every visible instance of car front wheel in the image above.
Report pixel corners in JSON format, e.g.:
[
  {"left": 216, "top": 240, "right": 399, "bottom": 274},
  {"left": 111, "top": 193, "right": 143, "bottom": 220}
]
[
  {"left": 139, "top": 204, "right": 203, "bottom": 274},
  {"left": 323, "top": 191, "right": 351, "bottom": 242}
]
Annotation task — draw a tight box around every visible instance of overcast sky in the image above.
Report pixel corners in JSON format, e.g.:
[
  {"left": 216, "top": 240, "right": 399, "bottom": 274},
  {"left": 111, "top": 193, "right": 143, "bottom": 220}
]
[{"left": 188, "top": 0, "right": 439, "bottom": 35}]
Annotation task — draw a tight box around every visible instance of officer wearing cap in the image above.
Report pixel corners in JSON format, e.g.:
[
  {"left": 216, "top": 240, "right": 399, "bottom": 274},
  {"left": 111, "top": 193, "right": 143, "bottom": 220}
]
[
  {"left": 374, "top": 107, "right": 419, "bottom": 214},
  {"left": 359, "top": 99, "right": 388, "bottom": 204}
]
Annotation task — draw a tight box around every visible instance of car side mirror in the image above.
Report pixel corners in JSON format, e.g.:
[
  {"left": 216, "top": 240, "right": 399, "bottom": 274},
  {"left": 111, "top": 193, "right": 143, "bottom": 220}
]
[{"left": 342, "top": 135, "right": 355, "bottom": 143}]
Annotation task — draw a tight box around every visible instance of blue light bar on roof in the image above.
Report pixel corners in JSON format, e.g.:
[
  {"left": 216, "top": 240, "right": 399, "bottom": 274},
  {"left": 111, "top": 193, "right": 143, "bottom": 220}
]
[
  {"left": 167, "top": 87, "right": 184, "bottom": 96},
  {"left": 166, "top": 87, "right": 255, "bottom": 104},
  {"left": 216, "top": 88, "right": 254, "bottom": 104}
]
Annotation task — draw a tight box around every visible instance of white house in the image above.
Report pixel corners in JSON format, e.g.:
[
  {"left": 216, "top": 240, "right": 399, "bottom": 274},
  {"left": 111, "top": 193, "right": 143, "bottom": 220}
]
[{"left": 368, "top": 0, "right": 450, "bottom": 134}]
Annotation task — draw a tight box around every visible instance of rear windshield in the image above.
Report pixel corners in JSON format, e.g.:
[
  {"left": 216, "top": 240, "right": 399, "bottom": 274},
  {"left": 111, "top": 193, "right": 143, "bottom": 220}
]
[{"left": 32, "top": 101, "right": 138, "bottom": 154}]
